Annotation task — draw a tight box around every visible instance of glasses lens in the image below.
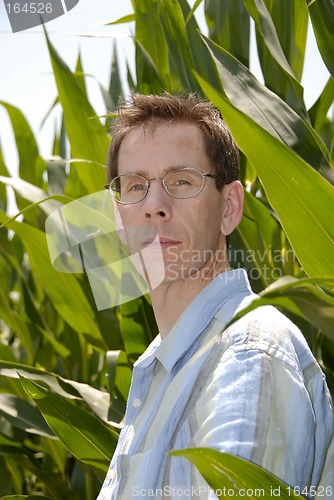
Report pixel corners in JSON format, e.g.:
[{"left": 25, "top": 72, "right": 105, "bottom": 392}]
[
  {"left": 164, "top": 169, "right": 204, "bottom": 198},
  {"left": 110, "top": 174, "right": 148, "bottom": 203}
]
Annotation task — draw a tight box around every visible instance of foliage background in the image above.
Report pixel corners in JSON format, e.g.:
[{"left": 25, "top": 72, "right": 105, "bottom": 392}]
[{"left": 0, "top": 0, "right": 333, "bottom": 498}]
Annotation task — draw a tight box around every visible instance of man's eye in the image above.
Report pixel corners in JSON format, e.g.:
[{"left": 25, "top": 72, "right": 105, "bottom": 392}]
[
  {"left": 174, "top": 178, "right": 191, "bottom": 186},
  {"left": 169, "top": 175, "right": 194, "bottom": 187},
  {"left": 128, "top": 183, "right": 146, "bottom": 192}
]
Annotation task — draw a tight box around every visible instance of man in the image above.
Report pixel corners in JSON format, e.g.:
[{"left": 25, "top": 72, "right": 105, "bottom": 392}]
[{"left": 98, "top": 93, "right": 334, "bottom": 499}]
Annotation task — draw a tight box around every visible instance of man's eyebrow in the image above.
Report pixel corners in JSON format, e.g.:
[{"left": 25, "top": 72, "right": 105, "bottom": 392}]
[{"left": 126, "top": 165, "right": 190, "bottom": 177}]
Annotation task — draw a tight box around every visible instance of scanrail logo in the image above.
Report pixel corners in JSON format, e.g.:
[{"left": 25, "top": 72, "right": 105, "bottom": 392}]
[{"left": 3, "top": 0, "right": 80, "bottom": 33}]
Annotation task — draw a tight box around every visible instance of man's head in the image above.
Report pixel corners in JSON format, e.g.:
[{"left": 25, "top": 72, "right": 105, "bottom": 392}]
[
  {"left": 107, "top": 93, "right": 240, "bottom": 189},
  {"left": 106, "top": 93, "right": 244, "bottom": 285}
]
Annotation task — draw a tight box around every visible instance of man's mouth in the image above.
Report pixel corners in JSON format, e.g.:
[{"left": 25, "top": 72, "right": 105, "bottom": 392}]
[{"left": 142, "top": 236, "right": 180, "bottom": 249}]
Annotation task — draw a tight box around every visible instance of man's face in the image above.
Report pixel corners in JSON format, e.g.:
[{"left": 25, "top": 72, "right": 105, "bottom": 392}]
[{"left": 116, "top": 122, "right": 229, "bottom": 283}]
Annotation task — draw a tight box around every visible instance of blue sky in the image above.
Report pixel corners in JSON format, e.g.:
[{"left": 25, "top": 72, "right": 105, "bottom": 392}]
[{"left": 0, "top": 0, "right": 330, "bottom": 185}]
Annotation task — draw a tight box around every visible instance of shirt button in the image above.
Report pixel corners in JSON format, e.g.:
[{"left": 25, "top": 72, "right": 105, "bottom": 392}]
[
  {"left": 133, "top": 398, "right": 141, "bottom": 408},
  {"left": 107, "top": 469, "right": 115, "bottom": 480}
]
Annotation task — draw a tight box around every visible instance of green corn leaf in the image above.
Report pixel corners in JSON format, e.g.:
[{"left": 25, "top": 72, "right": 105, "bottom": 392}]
[
  {"left": 309, "top": 77, "right": 334, "bottom": 131},
  {"left": 20, "top": 376, "right": 117, "bottom": 472},
  {"left": 133, "top": 0, "right": 172, "bottom": 92},
  {"left": 0, "top": 394, "right": 54, "bottom": 438},
  {"left": 185, "top": 0, "right": 203, "bottom": 24},
  {"left": 0, "top": 264, "right": 34, "bottom": 363},
  {"left": 39, "top": 96, "right": 59, "bottom": 131},
  {"left": 44, "top": 29, "right": 108, "bottom": 194},
  {"left": 158, "top": 0, "right": 201, "bottom": 93},
  {"left": 195, "top": 76, "right": 334, "bottom": 277},
  {"left": 262, "top": 280, "right": 334, "bottom": 341},
  {"left": 102, "top": 13, "right": 136, "bottom": 26},
  {"left": 35, "top": 323, "right": 71, "bottom": 359},
  {"left": 106, "top": 350, "right": 127, "bottom": 426},
  {"left": 205, "top": 0, "right": 250, "bottom": 67},
  {"left": 127, "top": 61, "right": 137, "bottom": 92},
  {"left": 0, "top": 496, "right": 55, "bottom": 499},
  {"left": 223, "top": 275, "right": 334, "bottom": 341},
  {"left": 308, "top": 0, "right": 334, "bottom": 77},
  {"left": 0, "top": 144, "right": 9, "bottom": 212},
  {"left": 46, "top": 150, "right": 67, "bottom": 196},
  {"left": 133, "top": 38, "right": 166, "bottom": 94},
  {"left": 0, "top": 209, "right": 105, "bottom": 347},
  {"left": 243, "top": 0, "right": 307, "bottom": 116},
  {"left": 74, "top": 52, "right": 87, "bottom": 97},
  {"left": 41, "top": 437, "right": 68, "bottom": 479},
  {"left": 108, "top": 43, "right": 123, "bottom": 111},
  {"left": 0, "top": 342, "right": 16, "bottom": 364},
  {"left": 200, "top": 35, "right": 331, "bottom": 177},
  {"left": 243, "top": 0, "right": 296, "bottom": 77},
  {"left": 0, "top": 433, "right": 27, "bottom": 457},
  {"left": 177, "top": 0, "right": 223, "bottom": 93},
  {"left": 0, "top": 102, "right": 45, "bottom": 189},
  {"left": 0, "top": 361, "right": 114, "bottom": 424},
  {"left": 0, "top": 260, "right": 69, "bottom": 365},
  {"left": 53, "top": 113, "right": 67, "bottom": 158},
  {"left": 120, "top": 296, "right": 158, "bottom": 359},
  {"left": 0, "top": 433, "right": 76, "bottom": 499},
  {"left": 0, "top": 176, "right": 70, "bottom": 216},
  {"left": 232, "top": 190, "right": 283, "bottom": 290},
  {"left": 114, "top": 351, "right": 133, "bottom": 403},
  {"left": 308, "top": 77, "right": 334, "bottom": 157},
  {"left": 170, "top": 447, "right": 301, "bottom": 499},
  {"left": 261, "top": 0, "right": 308, "bottom": 81},
  {"left": 106, "top": 350, "right": 121, "bottom": 397}
]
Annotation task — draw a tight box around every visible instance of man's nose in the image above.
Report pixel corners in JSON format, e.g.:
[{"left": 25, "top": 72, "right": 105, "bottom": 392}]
[{"left": 142, "top": 179, "right": 172, "bottom": 219}]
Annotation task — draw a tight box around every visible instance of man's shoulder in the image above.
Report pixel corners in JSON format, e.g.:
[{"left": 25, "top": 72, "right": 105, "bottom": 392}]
[{"left": 214, "top": 300, "right": 315, "bottom": 374}]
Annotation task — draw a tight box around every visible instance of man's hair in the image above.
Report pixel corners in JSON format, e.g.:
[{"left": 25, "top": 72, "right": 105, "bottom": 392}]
[{"left": 106, "top": 93, "right": 240, "bottom": 190}]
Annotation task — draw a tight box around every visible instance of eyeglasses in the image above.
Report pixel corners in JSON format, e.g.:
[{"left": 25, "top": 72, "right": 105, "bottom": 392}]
[{"left": 104, "top": 168, "right": 222, "bottom": 205}]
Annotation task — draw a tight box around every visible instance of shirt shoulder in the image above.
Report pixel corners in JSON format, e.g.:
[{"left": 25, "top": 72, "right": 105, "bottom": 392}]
[{"left": 215, "top": 301, "right": 320, "bottom": 377}]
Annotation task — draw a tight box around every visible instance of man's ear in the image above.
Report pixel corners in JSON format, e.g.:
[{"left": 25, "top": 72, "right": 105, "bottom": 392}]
[{"left": 220, "top": 181, "right": 244, "bottom": 235}]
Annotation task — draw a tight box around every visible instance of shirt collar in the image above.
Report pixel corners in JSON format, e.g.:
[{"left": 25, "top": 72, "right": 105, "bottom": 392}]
[{"left": 136, "top": 268, "right": 252, "bottom": 372}]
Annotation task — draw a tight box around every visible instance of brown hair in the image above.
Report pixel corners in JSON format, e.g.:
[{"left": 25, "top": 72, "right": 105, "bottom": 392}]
[{"left": 107, "top": 93, "right": 239, "bottom": 190}]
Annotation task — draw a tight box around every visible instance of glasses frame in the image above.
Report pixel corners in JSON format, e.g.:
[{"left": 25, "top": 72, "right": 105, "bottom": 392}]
[{"left": 104, "top": 167, "right": 223, "bottom": 205}]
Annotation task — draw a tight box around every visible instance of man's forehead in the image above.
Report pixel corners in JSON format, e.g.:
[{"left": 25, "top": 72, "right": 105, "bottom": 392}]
[
  {"left": 117, "top": 121, "right": 210, "bottom": 176},
  {"left": 120, "top": 119, "right": 203, "bottom": 151}
]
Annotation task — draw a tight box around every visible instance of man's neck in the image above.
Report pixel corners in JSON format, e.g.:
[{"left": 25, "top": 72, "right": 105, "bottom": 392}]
[{"left": 150, "top": 258, "right": 231, "bottom": 339}]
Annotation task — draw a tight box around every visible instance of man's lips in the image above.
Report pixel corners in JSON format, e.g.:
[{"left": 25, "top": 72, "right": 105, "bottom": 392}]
[{"left": 142, "top": 237, "right": 180, "bottom": 249}]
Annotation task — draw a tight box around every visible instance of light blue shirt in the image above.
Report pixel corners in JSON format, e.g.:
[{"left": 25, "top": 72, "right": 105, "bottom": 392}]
[{"left": 98, "top": 269, "right": 334, "bottom": 499}]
